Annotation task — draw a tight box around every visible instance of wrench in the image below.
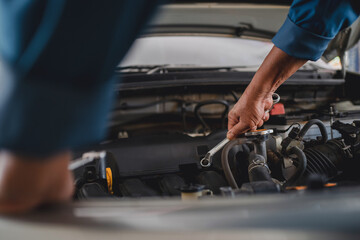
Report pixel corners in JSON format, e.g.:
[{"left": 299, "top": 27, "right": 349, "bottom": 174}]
[
  {"left": 265, "top": 93, "right": 280, "bottom": 114},
  {"left": 200, "top": 138, "right": 230, "bottom": 167},
  {"left": 68, "top": 151, "right": 106, "bottom": 171},
  {"left": 199, "top": 93, "right": 280, "bottom": 168}
]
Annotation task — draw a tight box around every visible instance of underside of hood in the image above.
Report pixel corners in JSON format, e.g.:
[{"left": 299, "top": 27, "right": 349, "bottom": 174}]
[{"left": 145, "top": 2, "right": 360, "bottom": 61}]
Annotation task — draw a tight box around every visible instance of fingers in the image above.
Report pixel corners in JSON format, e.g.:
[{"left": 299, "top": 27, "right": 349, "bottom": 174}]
[
  {"left": 227, "top": 111, "right": 269, "bottom": 139},
  {"left": 227, "top": 111, "right": 238, "bottom": 131},
  {"left": 227, "top": 92, "right": 273, "bottom": 139},
  {"left": 262, "top": 111, "right": 270, "bottom": 123},
  {"left": 227, "top": 121, "right": 256, "bottom": 140}
]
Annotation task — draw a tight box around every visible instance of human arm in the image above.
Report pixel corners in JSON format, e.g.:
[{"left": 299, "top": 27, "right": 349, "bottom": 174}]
[{"left": 228, "top": 0, "right": 360, "bottom": 138}]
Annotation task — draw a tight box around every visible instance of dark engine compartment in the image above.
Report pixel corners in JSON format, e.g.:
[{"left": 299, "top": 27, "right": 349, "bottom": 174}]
[{"left": 72, "top": 70, "right": 360, "bottom": 199}]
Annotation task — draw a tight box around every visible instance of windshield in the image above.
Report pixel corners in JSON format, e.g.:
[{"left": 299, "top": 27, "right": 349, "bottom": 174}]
[
  {"left": 120, "top": 36, "right": 272, "bottom": 68},
  {"left": 120, "top": 36, "right": 335, "bottom": 70}
]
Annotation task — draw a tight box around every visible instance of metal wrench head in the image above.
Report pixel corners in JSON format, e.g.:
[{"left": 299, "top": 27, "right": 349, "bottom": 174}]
[
  {"left": 265, "top": 93, "right": 280, "bottom": 114},
  {"left": 201, "top": 138, "right": 230, "bottom": 168},
  {"left": 200, "top": 153, "right": 212, "bottom": 168}
]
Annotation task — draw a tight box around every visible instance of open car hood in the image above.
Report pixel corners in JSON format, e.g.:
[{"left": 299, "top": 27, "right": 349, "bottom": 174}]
[{"left": 146, "top": 2, "right": 360, "bottom": 61}]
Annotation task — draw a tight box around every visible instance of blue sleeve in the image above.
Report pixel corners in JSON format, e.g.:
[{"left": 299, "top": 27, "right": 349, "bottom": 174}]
[
  {"left": 272, "top": 0, "right": 360, "bottom": 61},
  {"left": 0, "top": 0, "right": 162, "bottom": 157}
]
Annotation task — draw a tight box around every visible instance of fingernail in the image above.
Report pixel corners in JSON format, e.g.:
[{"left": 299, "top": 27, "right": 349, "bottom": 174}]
[{"left": 227, "top": 132, "right": 234, "bottom": 139}]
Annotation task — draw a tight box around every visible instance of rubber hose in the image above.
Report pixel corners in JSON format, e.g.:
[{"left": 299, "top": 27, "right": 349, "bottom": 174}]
[
  {"left": 298, "top": 119, "right": 328, "bottom": 144},
  {"left": 221, "top": 139, "right": 246, "bottom": 189},
  {"left": 284, "top": 146, "right": 307, "bottom": 187},
  {"left": 114, "top": 99, "right": 186, "bottom": 110},
  {"left": 248, "top": 153, "right": 272, "bottom": 182}
]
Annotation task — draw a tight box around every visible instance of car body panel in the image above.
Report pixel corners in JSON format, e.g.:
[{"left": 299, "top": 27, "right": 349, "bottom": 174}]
[{"left": 145, "top": 3, "right": 360, "bottom": 61}]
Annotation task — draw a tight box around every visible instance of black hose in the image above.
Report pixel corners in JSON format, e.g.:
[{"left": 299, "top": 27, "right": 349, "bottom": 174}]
[
  {"left": 194, "top": 100, "right": 230, "bottom": 131},
  {"left": 276, "top": 122, "right": 301, "bottom": 133},
  {"left": 284, "top": 146, "right": 307, "bottom": 187},
  {"left": 248, "top": 153, "right": 272, "bottom": 182},
  {"left": 114, "top": 99, "right": 187, "bottom": 110},
  {"left": 298, "top": 119, "right": 328, "bottom": 144},
  {"left": 221, "top": 139, "right": 246, "bottom": 189}
]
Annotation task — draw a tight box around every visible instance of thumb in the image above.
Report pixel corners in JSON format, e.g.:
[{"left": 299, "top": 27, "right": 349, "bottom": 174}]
[{"left": 227, "top": 121, "right": 256, "bottom": 140}]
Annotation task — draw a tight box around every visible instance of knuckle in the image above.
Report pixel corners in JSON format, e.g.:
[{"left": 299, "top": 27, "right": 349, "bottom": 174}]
[
  {"left": 228, "top": 110, "right": 235, "bottom": 117},
  {"left": 248, "top": 122, "right": 257, "bottom": 129}
]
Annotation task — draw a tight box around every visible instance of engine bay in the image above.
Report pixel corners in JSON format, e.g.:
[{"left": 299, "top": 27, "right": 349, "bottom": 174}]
[{"left": 72, "top": 69, "right": 360, "bottom": 199}]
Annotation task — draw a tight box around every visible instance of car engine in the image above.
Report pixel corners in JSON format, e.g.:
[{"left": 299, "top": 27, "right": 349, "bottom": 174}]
[
  {"left": 72, "top": 118, "right": 360, "bottom": 198},
  {"left": 71, "top": 69, "right": 360, "bottom": 199}
]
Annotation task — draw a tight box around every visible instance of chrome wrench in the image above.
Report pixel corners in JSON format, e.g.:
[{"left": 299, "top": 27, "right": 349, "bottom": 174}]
[
  {"left": 200, "top": 93, "right": 280, "bottom": 168},
  {"left": 68, "top": 151, "right": 106, "bottom": 171},
  {"left": 200, "top": 138, "right": 230, "bottom": 167},
  {"left": 265, "top": 93, "right": 280, "bottom": 114}
]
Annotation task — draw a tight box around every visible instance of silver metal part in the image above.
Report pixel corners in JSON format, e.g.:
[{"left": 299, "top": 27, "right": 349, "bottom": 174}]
[
  {"left": 246, "top": 129, "right": 273, "bottom": 161},
  {"left": 244, "top": 129, "right": 273, "bottom": 137},
  {"left": 273, "top": 135, "right": 283, "bottom": 152},
  {"left": 200, "top": 138, "right": 230, "bottom": 167},
  {"left": 68, "top": 151, "right": 106, "bottom": 171},
  {"left": 284, "top": 139, "right": 305, "bottom": 152},
  {"left": 283, "top": 157, "right": 294, "bottom": 169},
  {"left": 265, "top": 93, "right": 280, "bottom": 114},
  {"left": 200, "top": 153, "right": 212, "bottom": 168}
]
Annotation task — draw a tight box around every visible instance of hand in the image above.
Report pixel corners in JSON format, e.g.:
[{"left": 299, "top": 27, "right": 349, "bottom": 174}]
[
  {"left": 227, "top": 88, "right": 273, "bottom": 139},
  {"left": 0, "top": 151, "right": 74, "bottom": 213},
  {"left": 226, "top": 46, "right": 307, "bottom": 140}
]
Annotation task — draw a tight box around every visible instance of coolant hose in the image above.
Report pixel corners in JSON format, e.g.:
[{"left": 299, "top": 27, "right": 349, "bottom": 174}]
[
  {"left": 221, "top": 139, "right": 246, "bottom": 189},
  {"left": 298, "top": 119, "right": 328, "bottom": 144},
  {"left": 248, "top": 152, "right": 272, "bottom": 182},
  {"left": 284, "top": 146, "right": 307, "bottom": 187}
]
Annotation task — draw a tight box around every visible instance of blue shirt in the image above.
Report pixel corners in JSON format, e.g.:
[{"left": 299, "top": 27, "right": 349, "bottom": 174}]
[
  {"left": 0, "top": 0, "right": 164, "bottom": 156},
  {"left": 273, "top": 0, "right": 360, "bottom": 61},
  {"left": 0, "top": 0, "right": 359, "bottom": 156}
]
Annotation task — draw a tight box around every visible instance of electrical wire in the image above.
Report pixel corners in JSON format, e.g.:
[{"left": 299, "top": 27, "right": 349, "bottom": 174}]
[
  {"left": 113, "top": 99, "right": 187, "bottom": 110},
  {"left": 114, "top": 98, "right": 230, "bottom": 133}
]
